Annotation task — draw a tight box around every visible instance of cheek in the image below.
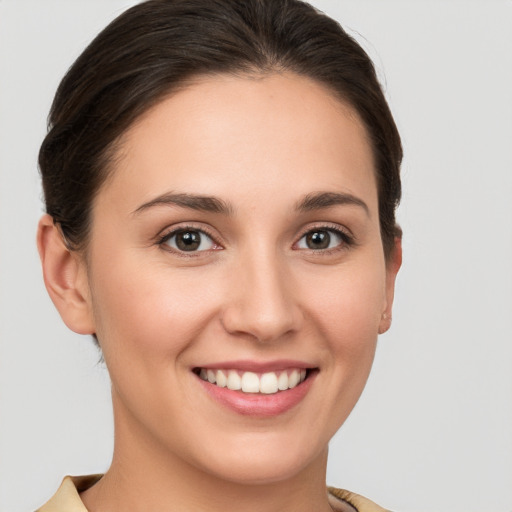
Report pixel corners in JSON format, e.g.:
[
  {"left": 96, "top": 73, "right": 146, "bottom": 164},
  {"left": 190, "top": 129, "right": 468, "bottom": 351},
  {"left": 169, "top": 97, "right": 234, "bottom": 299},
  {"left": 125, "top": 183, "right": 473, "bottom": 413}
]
[
  {"left": 302, "top": 256, "right": 386, "bottom": 407},
  {"left": 306, "top": 259, "right": 386, "bottom": 346},
  {"left": 87, "top": 248, "right": 220, "bottom": 360},
  {"left": 86, "top": 253, "right": 226, "bottom": 425}
]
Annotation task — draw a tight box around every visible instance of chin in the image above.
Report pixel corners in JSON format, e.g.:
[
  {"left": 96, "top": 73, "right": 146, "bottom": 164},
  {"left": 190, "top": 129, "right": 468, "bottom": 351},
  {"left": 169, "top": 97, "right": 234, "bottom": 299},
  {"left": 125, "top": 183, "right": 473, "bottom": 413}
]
[{"left": 190, "top": 432, "right": 328, "bottom": 486}]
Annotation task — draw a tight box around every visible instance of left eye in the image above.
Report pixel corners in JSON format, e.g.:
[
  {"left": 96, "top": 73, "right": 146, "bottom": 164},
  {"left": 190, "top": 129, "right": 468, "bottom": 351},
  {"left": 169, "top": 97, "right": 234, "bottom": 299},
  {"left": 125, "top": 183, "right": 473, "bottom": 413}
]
[
  {"left": 296, "top": 229, "right": 345, "bottom": 250},
  {"left": 164, "top": 229, "right": 216, "bottom": 252}
]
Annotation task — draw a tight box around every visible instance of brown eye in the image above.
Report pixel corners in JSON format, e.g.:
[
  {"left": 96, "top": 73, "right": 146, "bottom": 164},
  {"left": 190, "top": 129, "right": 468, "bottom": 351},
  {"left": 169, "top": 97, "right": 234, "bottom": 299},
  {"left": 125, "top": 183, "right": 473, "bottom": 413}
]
[
  {"left": 165, "top": 229, "right": 215, "bottom": 252},
  {"left": 305, "top": 231, "right": 330, "bottom": 249},
  {"left": 296, "top": 228, "right": 348, "bottom": 251}
]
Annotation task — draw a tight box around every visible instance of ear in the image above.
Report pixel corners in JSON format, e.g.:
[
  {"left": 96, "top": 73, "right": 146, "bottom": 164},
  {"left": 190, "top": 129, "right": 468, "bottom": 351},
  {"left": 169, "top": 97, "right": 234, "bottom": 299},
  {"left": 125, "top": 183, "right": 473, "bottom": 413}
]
[
  {"left": 378, "top": 236, "right": 402, "bottom": 335},
  {"left": 37, "top": 214, "right": 95, "bottom": 335}
]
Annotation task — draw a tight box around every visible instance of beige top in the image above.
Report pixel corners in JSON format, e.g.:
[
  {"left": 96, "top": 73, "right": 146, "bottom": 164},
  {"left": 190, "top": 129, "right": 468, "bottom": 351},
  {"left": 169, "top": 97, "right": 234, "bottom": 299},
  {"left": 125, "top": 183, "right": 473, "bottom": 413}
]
[{"left": 36, "top": 475, "right": 390, "bottom": 512}]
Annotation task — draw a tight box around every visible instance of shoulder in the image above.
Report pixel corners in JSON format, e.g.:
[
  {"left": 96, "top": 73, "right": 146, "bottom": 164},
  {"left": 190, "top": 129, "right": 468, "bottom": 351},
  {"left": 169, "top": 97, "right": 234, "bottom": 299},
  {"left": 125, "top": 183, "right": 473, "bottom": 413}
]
[
  {"left": 328, "top": 486, "right": 392, "bottom": 512},
  {"left": 36, "top": 475, "right": 102, "bottom": 512}
]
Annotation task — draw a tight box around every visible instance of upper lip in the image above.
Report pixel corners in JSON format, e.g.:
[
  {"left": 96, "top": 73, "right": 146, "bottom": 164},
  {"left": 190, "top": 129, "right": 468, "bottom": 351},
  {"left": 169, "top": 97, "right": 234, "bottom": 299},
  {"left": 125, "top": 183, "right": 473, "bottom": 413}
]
[{"left": 194, "top": 359, "right": 316, "bottom": 373}]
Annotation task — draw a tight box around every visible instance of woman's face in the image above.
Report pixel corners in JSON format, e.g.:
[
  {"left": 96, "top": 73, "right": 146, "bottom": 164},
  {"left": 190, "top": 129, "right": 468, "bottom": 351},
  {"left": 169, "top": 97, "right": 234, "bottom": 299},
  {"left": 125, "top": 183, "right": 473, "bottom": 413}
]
[{"left": 80, "top": 73, "right": 399, "bottom": 483}]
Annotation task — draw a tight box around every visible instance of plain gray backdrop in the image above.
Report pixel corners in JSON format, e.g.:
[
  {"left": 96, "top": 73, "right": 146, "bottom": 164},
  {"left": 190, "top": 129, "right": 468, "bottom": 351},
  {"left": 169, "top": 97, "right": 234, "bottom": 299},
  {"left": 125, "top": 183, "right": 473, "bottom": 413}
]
[{"left": 1, "top": 1, "right": 511, "bottom": 511}]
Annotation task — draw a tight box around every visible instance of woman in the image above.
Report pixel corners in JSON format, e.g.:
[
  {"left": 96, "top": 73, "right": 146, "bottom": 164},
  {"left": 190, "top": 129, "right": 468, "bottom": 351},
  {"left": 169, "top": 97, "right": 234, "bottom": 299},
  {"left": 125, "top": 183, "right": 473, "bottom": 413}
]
[{"left": 36, "top": 0, "right": 402, "bottom": 510}]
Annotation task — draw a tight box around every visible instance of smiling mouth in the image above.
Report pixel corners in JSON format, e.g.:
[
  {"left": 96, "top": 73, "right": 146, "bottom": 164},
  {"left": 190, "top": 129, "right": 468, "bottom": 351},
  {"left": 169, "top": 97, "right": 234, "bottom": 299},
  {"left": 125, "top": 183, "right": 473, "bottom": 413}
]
[{"left": 194, "top": 368, "right": 310, "bottom": 394}]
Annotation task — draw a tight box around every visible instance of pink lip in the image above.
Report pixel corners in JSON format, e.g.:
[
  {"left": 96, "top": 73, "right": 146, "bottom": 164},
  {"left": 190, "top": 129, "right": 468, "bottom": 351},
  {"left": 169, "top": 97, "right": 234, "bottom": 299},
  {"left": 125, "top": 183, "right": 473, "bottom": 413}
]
[{"left": 195, "top": 366, "right": 318, "bottom": 417}]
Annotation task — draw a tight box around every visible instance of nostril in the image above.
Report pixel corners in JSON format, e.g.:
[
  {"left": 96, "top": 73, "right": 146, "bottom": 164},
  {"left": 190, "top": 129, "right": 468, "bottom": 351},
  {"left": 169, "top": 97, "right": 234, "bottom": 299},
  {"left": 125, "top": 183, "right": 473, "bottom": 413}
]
[{"left": 220, "top": 307, "right": 303, "bottom": 344}]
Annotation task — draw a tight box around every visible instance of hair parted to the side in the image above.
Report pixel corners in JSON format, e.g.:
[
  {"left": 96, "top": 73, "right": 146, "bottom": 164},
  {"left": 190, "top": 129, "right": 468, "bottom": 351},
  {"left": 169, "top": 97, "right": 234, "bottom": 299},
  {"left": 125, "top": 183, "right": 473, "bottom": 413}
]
[{"left": 39, "top": 0, "right": 402, "bottom": 258}]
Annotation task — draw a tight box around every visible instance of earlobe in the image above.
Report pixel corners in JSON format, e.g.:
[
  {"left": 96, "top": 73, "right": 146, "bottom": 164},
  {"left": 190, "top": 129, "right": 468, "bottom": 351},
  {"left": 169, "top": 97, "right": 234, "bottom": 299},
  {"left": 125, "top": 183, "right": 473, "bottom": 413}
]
[
  {"left": 37, "top": 214, "right": 95, "bottom": 335},
  {"left": 378, "top": 236, "right": 402, "bottom": 335}
]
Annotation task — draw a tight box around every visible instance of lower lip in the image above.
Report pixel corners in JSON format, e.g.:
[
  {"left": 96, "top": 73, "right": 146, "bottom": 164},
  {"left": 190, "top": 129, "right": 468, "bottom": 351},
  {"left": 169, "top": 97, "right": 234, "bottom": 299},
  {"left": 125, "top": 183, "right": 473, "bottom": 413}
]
[{"left": 196, "top": 371, "right": 317, "bottom": 417}]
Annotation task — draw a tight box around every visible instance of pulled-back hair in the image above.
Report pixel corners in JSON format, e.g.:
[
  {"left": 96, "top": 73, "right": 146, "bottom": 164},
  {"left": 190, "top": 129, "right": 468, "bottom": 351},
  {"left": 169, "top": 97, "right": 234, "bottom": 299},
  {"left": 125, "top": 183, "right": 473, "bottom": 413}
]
[{"left": 39, "top": 0, "right": 402, "bottom": 257}]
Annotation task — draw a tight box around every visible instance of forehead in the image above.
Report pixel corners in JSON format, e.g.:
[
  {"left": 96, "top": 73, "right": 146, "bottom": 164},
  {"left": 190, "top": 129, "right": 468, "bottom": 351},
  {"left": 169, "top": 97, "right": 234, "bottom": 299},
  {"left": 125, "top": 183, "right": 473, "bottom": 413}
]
[{"left": 98, "top": 72, "right": 377, "bottom": 214}]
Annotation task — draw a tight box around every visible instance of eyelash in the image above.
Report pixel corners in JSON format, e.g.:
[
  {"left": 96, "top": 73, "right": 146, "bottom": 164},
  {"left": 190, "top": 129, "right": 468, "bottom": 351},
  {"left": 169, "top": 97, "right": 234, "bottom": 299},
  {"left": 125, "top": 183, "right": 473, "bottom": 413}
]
[
  {"left": 295, "top": 224, "right": 355, "bottom": 254},
  {"left": 156, "top": 224, "right": 221, "bottom": 257},
  {"left": 156, "top": 223, "right": 355, "bottom": 256}
]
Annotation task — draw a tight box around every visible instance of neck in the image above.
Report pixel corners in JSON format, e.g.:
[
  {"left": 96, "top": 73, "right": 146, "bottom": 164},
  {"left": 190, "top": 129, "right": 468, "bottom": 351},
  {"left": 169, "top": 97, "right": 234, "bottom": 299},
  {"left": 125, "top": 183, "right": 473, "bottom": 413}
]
[{"left": 81, "top": 394, "right": 333, "bottom": 512}]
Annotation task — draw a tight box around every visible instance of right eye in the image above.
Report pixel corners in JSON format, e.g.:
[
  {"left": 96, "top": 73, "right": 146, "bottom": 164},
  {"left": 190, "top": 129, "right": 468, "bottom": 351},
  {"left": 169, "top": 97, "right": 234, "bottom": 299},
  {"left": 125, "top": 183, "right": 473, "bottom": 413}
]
[{"left": 162, "top": 229, "right": 217, "bottom": 252}]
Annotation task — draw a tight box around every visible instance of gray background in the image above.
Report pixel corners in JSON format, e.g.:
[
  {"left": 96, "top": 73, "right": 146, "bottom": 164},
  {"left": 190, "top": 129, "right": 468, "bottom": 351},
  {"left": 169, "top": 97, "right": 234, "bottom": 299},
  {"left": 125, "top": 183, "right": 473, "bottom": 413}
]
[{"left": 1, "top": 1, "right": 511, "bottom": 511}]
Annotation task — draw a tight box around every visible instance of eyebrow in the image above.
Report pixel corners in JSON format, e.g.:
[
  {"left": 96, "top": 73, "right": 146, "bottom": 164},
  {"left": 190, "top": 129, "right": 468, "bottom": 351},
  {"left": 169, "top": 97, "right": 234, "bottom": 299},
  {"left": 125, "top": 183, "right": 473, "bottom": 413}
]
[
  {"left": 132, "top": 190, "right": 369, "bottom": 217},
  {"left": 132, "top": 192, "right": 233, "bottom": 216},
  {"left": 296, "top": 191, "right": 370, "bottom": 216}
]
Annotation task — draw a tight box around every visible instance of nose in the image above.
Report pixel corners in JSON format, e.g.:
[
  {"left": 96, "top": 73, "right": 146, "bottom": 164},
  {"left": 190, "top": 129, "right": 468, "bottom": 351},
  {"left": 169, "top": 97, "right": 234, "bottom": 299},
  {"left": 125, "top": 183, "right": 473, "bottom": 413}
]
[{"left": 221, "top": 250, "right": 303, "bottom": 343}]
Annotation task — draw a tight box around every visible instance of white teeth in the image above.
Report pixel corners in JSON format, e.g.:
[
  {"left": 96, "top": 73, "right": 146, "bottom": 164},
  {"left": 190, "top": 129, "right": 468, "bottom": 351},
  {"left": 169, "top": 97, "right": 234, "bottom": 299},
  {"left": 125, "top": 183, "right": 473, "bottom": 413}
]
[
  {"left": 260, "top": 372, "right": 278, "bottom": 394},
  {"left": 241, "top": 372, "right": 260, "bottom": 393},
  {"left": 216, "top": 369, "right": 227, "bottom": 388},
  {"left": 198, "top": 368, "right": 309, "bottom": 394},
  {"left": 288, "top": 369, "right": 300, "bottom": 388},
  {"left": 207, "top": 369, "right": 216, "bottom": 383},
  {"left": 277, "top": 371, "right": 289, "bottom": 391},
  {"left": 227, "top": 370, "right": 242, "bottom": 390}
]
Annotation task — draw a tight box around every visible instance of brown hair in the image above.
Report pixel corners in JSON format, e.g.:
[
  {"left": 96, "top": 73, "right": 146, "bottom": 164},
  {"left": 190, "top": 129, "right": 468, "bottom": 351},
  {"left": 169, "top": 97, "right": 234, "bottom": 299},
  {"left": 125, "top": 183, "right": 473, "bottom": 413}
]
[{"left": 39, "top": 0, "right": 402, "bottom": 257}]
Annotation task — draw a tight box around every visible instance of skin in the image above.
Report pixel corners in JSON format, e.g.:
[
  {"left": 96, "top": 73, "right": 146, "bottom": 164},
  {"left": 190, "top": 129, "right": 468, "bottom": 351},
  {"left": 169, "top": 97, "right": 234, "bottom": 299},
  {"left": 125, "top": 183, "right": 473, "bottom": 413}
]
[{"left": 38, "top": 72, "right": 401, "bottom": 512}]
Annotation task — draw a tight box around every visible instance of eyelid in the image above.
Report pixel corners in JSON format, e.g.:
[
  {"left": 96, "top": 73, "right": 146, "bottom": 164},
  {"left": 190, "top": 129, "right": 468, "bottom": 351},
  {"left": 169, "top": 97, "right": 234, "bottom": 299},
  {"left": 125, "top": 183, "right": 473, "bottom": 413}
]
[
  {"left": 294, "top": 222, "right": 355, "bottom": 251},
  {"left": 156, "top": 223, "right": 224, "bottom": 254},
  {"left": 296, "top": 222, "right": 353, "bottom": 239}
]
